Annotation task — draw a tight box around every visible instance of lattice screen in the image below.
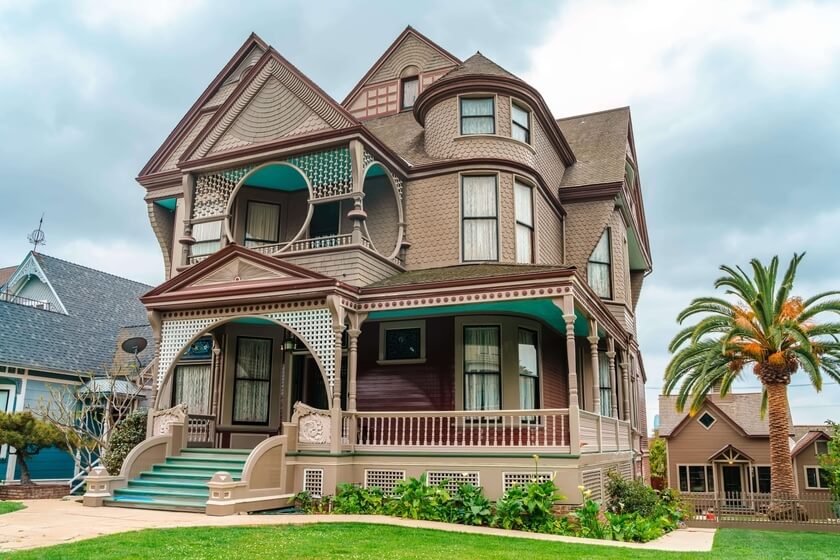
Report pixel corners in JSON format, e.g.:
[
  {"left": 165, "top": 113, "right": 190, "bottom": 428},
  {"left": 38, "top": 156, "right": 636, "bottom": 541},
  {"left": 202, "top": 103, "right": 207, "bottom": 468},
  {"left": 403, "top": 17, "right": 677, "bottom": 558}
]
[
  {"left": 364, "top": 470, "right": 405, "bottom": 495},
  {"left": 158, "top": 317, "right": 220, "bottom": 385},
  {"left": 303, "top": 469, "right": 324, "bottom": 498},
  {"left": 427, "top": 471, "right": 480, "bottom": 492},
  {"left": 581, "top": 469, "right": 603, "bottom": 502},
  {"left": 502, "top": 472, "right": 553, "bottom": 492}
]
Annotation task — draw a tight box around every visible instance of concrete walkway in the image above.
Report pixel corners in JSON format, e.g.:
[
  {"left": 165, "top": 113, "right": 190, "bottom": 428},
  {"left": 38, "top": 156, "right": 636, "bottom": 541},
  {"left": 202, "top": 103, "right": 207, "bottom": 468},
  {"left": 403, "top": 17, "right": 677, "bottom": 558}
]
[{"left": 0, "top": 499, "right": 716, "bottom": 553}]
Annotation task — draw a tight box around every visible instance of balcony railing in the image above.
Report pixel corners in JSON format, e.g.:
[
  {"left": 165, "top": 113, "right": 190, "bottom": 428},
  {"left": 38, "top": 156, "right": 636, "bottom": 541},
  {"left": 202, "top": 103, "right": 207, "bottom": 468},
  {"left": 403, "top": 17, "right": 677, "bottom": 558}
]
[
  {"left": 0, "top": 291, "right": 55, "bottom": 312},
  {"left": 187, "top": 234, "right": 378, "bottom": 265},
  {"left": 578, "top": 410, "right": 632, "bottom": 453}
]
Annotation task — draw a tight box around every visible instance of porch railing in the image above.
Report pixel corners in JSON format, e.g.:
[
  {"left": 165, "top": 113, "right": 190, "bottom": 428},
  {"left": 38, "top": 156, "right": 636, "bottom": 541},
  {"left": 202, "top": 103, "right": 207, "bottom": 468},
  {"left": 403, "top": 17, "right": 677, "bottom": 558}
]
[
  {"left": 0, "top": 290, "right": 55, "bottom": 312},
  {"left": 186, "top": 414, "right": 216, "bottom": 447},
  {"left": 349, "top": 409, "right": 571, "bottom": 451},
  {"left": 684, "top": 491, "right": 840, "bottom": 531},
  {"left": 577, "top": 410, "right": 632, "bottom": 453}
]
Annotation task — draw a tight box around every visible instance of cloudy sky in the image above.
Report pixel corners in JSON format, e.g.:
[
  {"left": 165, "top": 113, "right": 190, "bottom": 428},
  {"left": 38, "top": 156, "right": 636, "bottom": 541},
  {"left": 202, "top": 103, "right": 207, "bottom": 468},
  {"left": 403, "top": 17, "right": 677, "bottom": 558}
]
[{"left": 1, "top": 0, "right": 838, "bottom": 429}]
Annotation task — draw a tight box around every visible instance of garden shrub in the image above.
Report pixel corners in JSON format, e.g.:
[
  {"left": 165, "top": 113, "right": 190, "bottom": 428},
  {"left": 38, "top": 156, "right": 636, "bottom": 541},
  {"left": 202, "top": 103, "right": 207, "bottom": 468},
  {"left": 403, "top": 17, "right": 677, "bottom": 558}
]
[
  {"left": 604, "top": 470, "right": 658, "bottom": 517},
  {"left": 450, "top": 483, "right": 492, "bottom": 526},
  {"left": 388, "top": 474, "right": 455, "bottom": 522},
  {"left": 333, "top": 483, "right": 385, "bottom": 514},
  {"left": 491, "top": 477, "right": 564, "bottom": 533},
  {"left": 101, "top": 408, "right": 148, "bottom": 475}
]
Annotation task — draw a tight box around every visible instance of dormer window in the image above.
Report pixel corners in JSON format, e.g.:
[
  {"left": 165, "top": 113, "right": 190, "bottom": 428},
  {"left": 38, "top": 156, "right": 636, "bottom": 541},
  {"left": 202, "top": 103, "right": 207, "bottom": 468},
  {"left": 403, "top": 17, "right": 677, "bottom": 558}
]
[
  {"left": 401, "top": 77, "right": 419, "bottom": 109},
  {"left": 511, "top": 102, "right": 531, "bottom": 143},
  {"left": 460, "top": 97, "right": 495, "bottom": 135},
  {"left": 587, "top": 229, "right": 612, "bottom": 298}
]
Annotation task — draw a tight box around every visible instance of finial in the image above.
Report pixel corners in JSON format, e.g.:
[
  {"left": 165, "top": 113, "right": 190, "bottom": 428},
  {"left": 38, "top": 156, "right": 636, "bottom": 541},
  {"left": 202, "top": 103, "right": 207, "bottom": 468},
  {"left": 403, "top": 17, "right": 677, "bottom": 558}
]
[{"left": 27, "top": 214, "right": 46, "bottom": 253}]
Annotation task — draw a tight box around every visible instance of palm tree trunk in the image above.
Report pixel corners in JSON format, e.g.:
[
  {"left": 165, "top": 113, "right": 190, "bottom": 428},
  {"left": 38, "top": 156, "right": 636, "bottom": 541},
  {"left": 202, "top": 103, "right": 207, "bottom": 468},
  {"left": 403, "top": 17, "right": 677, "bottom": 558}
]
[{"left": 766, "top": 382, "right": 796, "bottom": 498}]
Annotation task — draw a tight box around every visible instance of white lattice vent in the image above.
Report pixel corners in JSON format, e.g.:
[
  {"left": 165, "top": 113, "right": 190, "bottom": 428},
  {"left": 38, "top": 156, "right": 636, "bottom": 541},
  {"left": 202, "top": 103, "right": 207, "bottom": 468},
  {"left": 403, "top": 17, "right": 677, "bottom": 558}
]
[
  {"left": 303, "top": 469, "right": 324, "bottom": 498},
  {"left": 502, "top": 472, "right": 553, "bottom": 492},
  {"left": 364, "top": 470, "right": 405, "bottom": 495},
  {"left": 581, "top": 469, "right": 603, "bottom": 502},
  {"left": 427, "top": 471, "right": 480, "bottom": 492}
]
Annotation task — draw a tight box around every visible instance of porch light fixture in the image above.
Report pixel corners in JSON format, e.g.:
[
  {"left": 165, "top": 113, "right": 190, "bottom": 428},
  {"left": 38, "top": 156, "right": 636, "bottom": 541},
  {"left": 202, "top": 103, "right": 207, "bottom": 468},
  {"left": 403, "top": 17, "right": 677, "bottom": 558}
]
[{"left": 283, "top": 333, "right": 296, "bottom": 351}]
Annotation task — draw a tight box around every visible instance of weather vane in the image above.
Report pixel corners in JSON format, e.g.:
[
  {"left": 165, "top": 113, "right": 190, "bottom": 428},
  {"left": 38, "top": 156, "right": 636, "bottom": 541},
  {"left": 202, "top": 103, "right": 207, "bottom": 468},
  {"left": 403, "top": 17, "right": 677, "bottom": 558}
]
[{"left": 27, "top": 214, "right": 46, "bottom": 253}]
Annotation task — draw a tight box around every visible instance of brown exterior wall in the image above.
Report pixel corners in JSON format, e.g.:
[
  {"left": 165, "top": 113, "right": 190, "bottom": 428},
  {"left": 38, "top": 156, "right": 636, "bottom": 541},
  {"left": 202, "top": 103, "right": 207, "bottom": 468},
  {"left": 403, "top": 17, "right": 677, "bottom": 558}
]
[
  {"left": 284, "top": 248, "right": 401, "bottom": 287},
  {"left": 794, "top": 437, "right": 832, "bottom": 496},
  {"left": 542, "top": 327, "right": 569, "bottom": 409},
  {"left": 563, "top": 199, "right": 615, "bottom": 282}
]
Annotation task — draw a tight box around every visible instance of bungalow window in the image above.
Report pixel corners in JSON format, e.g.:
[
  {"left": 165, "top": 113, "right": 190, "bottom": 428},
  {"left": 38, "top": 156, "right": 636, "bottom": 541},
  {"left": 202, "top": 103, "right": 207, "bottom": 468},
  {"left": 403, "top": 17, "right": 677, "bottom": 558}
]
[
  {"left": 460, "top": 97, "right": 495, "bottom": 135},
  {"left": 245, "top": 201, "right": 280, "bottom": 248},
  {"left": 678, "top": 465, "right": 715, "bottom": 493},
  {"left": 598, "top": 351, "right": 612, "bottom": 417},
  {"left": 464, "top": 326, "right": 501, "bottom": 411},
  {"left": 401, "top": 76, "right": 419, "bottom": 109},
  {"left": 588, "top": 229, "right": 612, "bottom": 298},
  {"left": 462, "top": 175, "right": 498, "bottom": 261},
  {"left": 750, "top": 466, "right": 771, "bottom": 494},
  {"left": 233, "top": 337, "right": 272, "bottom": 425},
  {"left": 511, "top": 102, "right": 531, "bottom": 143},
  {"left": 173, "top": 364, "right": 211, "bottom": 415},
  {"left": 190, "top": 220, "right": 222, "bottom": 257},
  {"left": 805, "top": 466, "right": 830, "bottom": 490},
  {"left": 514, "top": 180, "right": 534, "bottom": 264},
  {"left": 517, "top": 329, "right": 539, "bottom": 412}
]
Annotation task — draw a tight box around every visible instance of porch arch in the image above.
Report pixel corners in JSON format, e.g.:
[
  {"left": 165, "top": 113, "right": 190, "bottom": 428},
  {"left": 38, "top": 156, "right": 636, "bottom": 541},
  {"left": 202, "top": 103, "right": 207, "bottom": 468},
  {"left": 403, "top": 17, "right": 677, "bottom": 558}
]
[{"left": 155, "top": 309, "right": 336, "bottom": 410}]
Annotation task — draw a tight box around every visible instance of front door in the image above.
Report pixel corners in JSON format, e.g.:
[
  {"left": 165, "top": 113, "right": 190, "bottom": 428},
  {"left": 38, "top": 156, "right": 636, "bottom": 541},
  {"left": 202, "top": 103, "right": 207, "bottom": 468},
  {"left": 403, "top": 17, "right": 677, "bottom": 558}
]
[{"left": 721, "top": 465, "right": 743, "bottom": 506}]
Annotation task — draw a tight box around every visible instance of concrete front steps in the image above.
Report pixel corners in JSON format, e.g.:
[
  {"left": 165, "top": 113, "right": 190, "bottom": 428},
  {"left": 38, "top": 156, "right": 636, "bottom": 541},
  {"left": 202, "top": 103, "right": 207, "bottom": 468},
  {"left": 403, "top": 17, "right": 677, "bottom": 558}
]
[{"left": 104, "top": 448, "right": 251, "bottom": 513}]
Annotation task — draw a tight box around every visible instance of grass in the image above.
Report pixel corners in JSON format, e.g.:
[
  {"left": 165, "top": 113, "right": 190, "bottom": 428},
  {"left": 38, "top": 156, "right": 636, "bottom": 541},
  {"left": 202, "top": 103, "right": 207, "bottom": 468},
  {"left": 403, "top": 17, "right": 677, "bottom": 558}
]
[
  {"left": 1, "top": 524, "right": 838, "bottom": 559},
  {"left": 0, "top": 502, "right": 24, "bottom": 515}
]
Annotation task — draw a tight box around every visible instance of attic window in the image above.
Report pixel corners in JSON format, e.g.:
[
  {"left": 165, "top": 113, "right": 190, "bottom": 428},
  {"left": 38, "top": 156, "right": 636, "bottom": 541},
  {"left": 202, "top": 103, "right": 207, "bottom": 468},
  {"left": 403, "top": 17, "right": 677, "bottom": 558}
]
[
  {"left": 401, "top": 77, "right": 419, "bottom": 109},
  {"left": 698, "top": 412, "right": 716, "bottom": 429},
  {"left": 816, "top": 440, "right": 829, "bottom": 455}
]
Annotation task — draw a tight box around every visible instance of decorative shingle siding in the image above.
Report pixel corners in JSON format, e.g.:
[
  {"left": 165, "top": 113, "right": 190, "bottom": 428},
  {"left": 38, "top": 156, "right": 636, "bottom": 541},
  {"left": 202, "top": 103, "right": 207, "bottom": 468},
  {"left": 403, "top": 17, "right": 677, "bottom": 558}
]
[
  {"left": 370, "top": 34, "right": 455, "bottom": 83},
  {"left": 362, "top": 175, "right": 401, "bottom": 257},
  {"left": 148, "top": 201, "right": 176, "bottom": 279},
  {"left": 498, "top": 172, "right": 516, "bottom": 263},
  {"left": 284, "top": 250, "right": 401, "bottom": 287},
  {"left": 403, "top": 174, "right": 461, "bottom": 269},
  {"left": 535, "top": 192, "right": 563, "bottom": 265},
  {"left": 563, "top": 199, "right": 616, "bottom": 281}
]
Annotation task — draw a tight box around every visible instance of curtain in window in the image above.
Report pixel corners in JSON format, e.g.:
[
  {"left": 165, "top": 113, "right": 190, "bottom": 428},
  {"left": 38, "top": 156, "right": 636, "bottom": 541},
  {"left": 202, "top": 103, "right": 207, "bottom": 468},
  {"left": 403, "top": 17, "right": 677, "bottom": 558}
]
[
  {"left": 514, "top": 181, "right": 533, "bottom": 264},
  {"left": 461, "top": 98, "right": 494, "bottom": 134},
  {"left": 401, "top": 78, "right": 419, "bottom": 109},
  {"left": 234, "top": 338, "right": 272, "bottom": 424},
  {"left": 464, "top": 326, "right": 500, "bottom": 411},
  {"left": 462, "top": 176, "right": 498, "bottom": 261},
  {"left": 518, "top": 329, "right": 539, "bottom": 411},
  {"left": 245, "top": 202, "right": 280, "bottom": 247},
  {"left": 588, "top": 230, "right": 612, "bottom": 298},
  {"left": 598, "top": 351, "right": 612, "bottom": 416},
  {"left": 512, "top": 104, "right": 530, "bottom": 143},
  {"left": 174, "top": 365, "right": 211, "bottom": 415},
  {"left": 191, "top": 221, "right": 222, "bottom": 256}
]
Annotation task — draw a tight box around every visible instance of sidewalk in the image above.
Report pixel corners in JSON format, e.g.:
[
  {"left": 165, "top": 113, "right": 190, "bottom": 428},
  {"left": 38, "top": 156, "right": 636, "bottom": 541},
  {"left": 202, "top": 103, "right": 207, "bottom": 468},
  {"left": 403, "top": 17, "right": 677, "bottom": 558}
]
[{"left": 0, "top": 499, "right": 716, "bottom": 553}]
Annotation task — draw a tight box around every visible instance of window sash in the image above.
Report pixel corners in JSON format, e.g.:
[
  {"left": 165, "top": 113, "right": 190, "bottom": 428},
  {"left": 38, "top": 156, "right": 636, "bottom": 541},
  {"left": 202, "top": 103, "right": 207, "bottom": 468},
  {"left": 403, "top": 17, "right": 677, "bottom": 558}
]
[
  {"left": 598, "top": 351, "right": 612, "bottom": 416},
  {"left": 233, "top": 337, "right": 272, "bottom": 424},
  {"left": 750, "top": 466, "right": 771, "bottom": 494},
  {"left": 191, "top": 220, "right": 223, "bottom": 256},
  {"left": 515, "top": 224, "right": 533, "bottom": 264},
  {"left": 806, "top": 467, "right": 829, "bottom": 489},
  {"left": 518, "top": 328, "right": 539, "bottom": 411},
  {"left": 401, "top": 77, "right": 419, "bottom": 109},
  {"left": 680, "top": 465, "right": 714, "bottom": 493},
  {"left": 245, "top": 202, "right": 280, "bottom": 246},
  {"left": 512, "top": 103, "right": 530, "bottom": 143},
  {"left": 588, "top": 229, "right": 612, "bottom": 298},
  {"left": 462, "top": 176, "right": 498, "bottom": 261},
  {"left": 464, "top": 326, "right": 501, "bottom": 411},
  {"left": 460, "top": 98, "right": 495, "bottom": 135},
  {"left": 173, "top": 364, "right": 212, "bottom": 416},
  {"left": 383, "top": 327, "right": 422, "bottom": 361}
]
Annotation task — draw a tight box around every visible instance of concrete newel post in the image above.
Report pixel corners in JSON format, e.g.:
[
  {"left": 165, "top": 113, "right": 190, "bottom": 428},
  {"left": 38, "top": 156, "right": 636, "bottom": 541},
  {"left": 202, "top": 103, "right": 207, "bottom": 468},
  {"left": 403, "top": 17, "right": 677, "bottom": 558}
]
[
  {"left": 166, "top": 422, "right": 187, "bottom": 457},
  {"left": 283, "top": 422, "right": 299, "bottom": 453},
  {"left": 83, "top": 466, "right": 125, "bottom": 507}
]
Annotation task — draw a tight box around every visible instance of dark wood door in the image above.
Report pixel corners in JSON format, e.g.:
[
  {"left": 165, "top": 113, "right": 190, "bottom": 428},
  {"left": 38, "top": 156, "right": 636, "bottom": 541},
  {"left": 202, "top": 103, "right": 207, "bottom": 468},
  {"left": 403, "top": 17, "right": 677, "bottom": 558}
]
[{"left": 722, "top": 465, "right": 743, "bottom": 506}]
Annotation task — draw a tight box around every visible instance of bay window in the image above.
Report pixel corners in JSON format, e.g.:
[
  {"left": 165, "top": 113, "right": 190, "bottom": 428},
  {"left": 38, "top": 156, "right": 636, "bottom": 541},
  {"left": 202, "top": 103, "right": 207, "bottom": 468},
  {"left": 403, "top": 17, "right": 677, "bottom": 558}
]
[
  {"left": 588, "top": 229, "right": 612, "bottom": 298},
  {"left": 462, "top": 175, "right": 498, "bottom": 261},
  {"left": 464, "top": 326, "right": 501, "bottom": 411},
  {"left": 190, "top": 220, "right": 222, "bottom": 257},
  {"left": 514, "top": 180, "right": 534, "bottom": 264},
  {"left": 244, "top": 201, "right": 280, "bottom": 248},
  {"left": 512, "top": 102, "right": 531, "bottom": 143},
  {"left": 233, "top": 337, "right": 272, "bottom": 425},
  {"left": 460, "top": 97, "right": 495, "bottom": 135}
]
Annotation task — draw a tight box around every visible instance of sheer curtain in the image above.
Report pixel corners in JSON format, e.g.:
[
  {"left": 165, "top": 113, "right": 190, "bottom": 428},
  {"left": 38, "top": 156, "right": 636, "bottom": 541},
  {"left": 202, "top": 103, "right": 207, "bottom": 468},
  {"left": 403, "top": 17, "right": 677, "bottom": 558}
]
[
  {"left": 191, "top": 221, "right": 222, "bottom": 256},
  {"left": 514, "top": 181, "right": 533, "bottom": 264},
  {"left": 512, "top": 103, "right": 530, "bottom": 143},
  {"left": 245, "top": 202, "right": 280, "bottom": 247},
  {"left": 598, "top": 351, "right": 612, "bottom": 416},
  {"left": 174, "top": 365, "right": 211, "bottom": 415},
  {"left": 401, "top": 77, "right": 419, "bottom": 109},
  {"left": 518, "top": 329, "right": 539, "bottom": 412},
  {"left": 588, "top": 230, "right": 612, "bottom": 298},
  {"left": 234, "top": 338, "right": 272, "bottom": 424},
  {"left": 460, "top": 98, "right": 494, "bottom": 134},
  {"left": 462, "top": 176, "right": 498, "bottom": 261},
  {"left": 464, "top": 326, "right": 500, "bottom": 411}
]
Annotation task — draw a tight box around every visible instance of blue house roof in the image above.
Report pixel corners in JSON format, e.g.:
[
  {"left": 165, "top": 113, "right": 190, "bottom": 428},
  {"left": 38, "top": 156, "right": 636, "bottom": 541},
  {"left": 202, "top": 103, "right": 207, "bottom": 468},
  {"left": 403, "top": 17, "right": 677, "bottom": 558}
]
[{"left": 0, "top": 252, "right": 154, "bottom": 374}]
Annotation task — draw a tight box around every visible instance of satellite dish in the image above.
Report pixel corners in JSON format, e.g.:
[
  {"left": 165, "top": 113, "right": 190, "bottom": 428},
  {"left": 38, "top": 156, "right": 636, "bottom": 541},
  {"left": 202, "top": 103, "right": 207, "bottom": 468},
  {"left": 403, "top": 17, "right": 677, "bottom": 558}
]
[{"left": 121, "top": 337, "right": 148, "bottom": 354}]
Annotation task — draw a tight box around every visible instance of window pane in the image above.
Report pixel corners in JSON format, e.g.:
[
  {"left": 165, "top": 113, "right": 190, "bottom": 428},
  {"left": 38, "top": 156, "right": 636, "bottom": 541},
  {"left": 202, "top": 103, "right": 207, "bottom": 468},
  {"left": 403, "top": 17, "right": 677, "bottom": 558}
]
[
  {"left": 755, "top": 466, "right": 771, "bottom": 493},
  {"left": 191, "top": 221, "right": 222, "bottom": 256},
  {"left": 807, "top": 467, "right": 818, "bottom": 488},
  {"left": 518, "top": 329, "right": 538, "bottom": 378},
  {"left": 465, "top": 373, "right": 500, "bottom": 411},
  {"left": 464, "top": 219, "right": 498, "bottom": 261},
  {"left": 514, "top": 182, "right": 533, "bottom": 226},
  {"left": 512, "top": 104, "right": 529, "bottom": 128},
  {"left": 688, "top": 466, "right": 707, "bottom": 492},
  {"left": 588, "top": 262, "right": 611, "bottom": 298},
  {"left": 519, "top": 376, "right": 537, "bottom": 410},
  {"left": 515, "top": 224, "right": 533, "bottom": 264},
  {"left": 816, "top": 441, "right": 829, "bottom": 455},
  {"left": 461, "top": 116, "right": 494, "bottom": 134},
  {"left": 679, "top": 466, "right": 688, "bottom": 492},
  {"left": 245, "top": 202, "right": 280, "bottom": 246},
  {"left": 236, "top": 338, "right": 272, "bottom": 380},
  {"left": 512, "top": 124, "right": 529, "bottom": 143},
  {"left": 384, "top": 328, "right": 421, "bottom": 360},
  {"left": 819, "top": 468, "right": 829, "bottom": 488},
  {"left": 174, "top": 365, "right": 211, "bottom": 415},
  {"left": 464, "top": 326, "right": 500, "bottom": 373},
  {"left": 463, "top": 176, "right": 497, "bottom": 217},
  {"left": 590, "top": 230, "right": 611, "bottom": 263},
  {"left": 461, "top": 98, "right": 494, "bottom": 116},
  {"left": 600, "top": 389, "right": 612, "bottom": 416},
  {"left": 401, "top": 77, "right": 419, "bottom": 109},
  {"left": 233, "top": 379, "right": 270, "bottom": 423}
]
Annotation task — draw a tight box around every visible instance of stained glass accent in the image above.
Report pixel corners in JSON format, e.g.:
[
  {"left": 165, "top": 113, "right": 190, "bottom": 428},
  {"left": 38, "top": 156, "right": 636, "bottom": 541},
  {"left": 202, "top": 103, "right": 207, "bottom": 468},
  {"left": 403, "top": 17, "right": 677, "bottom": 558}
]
[{"left": 182, "top": 336, "right": 213, "bottom": 360}]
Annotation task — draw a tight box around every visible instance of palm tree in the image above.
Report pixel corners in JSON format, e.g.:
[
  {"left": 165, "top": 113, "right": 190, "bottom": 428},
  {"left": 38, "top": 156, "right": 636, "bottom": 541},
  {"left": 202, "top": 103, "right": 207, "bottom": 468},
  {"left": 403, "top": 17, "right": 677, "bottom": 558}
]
[{"left": 664, "top": 254, "right": 840, "bottom": 509}]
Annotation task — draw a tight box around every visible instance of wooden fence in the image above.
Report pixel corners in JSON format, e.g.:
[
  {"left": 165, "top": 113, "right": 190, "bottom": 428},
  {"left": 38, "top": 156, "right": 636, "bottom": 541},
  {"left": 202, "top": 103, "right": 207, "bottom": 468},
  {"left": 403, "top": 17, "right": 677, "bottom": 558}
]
[{"left": 684, "top": 491, "right": 840, "bottom": 532}]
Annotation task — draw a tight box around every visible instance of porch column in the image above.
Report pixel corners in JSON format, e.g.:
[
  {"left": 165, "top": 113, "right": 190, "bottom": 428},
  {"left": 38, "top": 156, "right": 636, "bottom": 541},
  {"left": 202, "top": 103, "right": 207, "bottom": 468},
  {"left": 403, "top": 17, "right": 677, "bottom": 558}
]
[
  {"left": 620, "top": 356, "right": 631, "bottom": 422},
  {"left": 587, "top": 319, "right": 600, "bottom": 416},
  {"left": 558, "top": 294, "right": 581, "bottom": 455},
  {"left": 178, "top": 173, "right": 196, "bottom": 268},
  {"left": 607, "top": 338, "right": 619, "bottom": 418},
  {"left": 329, "top": 321, "right": 346, "bottom": 454},
  {"left": 346, "top": 312, "right": 367, "bottom": 413}
]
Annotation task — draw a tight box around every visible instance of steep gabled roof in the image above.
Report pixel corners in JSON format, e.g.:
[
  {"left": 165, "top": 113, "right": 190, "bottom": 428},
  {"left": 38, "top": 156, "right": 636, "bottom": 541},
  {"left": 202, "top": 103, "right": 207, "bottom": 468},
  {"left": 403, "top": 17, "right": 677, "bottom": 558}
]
[
  {"left": 138, "top": 33, "right": 269, "bottom": 178},
  {"left": 556, "top": 107, "right": 631, "bottom": 188},
  {"left": 342, "top": 26, "right": 461, "bottom": 106},
  {"left": 791, "top": 429, "right": 831, "bottom": 458},
  {"left": 0, "top": 266, "right": 16, "bottom": 288},
  {"left": 658, "top": 392, "right": 790, "bottom": 438},
  {"left": 0, "top": 253, "right": 153, "bottom": 373}
]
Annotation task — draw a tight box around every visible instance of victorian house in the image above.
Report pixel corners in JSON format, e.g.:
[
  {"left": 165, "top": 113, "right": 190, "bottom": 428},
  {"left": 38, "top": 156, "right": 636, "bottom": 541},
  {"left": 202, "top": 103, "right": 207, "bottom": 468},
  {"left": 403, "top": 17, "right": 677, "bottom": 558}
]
[{"left": 85, "top": 27, "right": 652, "bottom": 514}]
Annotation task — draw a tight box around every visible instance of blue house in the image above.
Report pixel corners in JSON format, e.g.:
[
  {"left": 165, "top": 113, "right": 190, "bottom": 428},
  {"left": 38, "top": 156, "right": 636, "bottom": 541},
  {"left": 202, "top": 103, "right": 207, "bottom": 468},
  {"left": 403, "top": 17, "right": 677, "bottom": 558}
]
[{"left": 0, "top": 252, "right": 154, "bottom": 483}]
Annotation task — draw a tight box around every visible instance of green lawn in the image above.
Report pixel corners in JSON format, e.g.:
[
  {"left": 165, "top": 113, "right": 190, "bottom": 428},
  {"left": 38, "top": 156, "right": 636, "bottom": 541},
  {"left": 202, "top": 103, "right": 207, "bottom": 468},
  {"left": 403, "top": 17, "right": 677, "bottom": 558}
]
[
  {"left": 0, "top": 502, "right": 24, "bottom": 515},
  {"left": 1, "top": 524, "right": 838, "bottom": 559}
]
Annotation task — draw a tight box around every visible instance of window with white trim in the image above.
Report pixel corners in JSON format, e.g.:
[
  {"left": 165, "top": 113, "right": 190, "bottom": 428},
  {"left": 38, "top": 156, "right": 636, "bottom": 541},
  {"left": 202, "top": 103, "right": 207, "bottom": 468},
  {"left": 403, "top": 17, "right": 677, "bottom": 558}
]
[
  {"left": 517, "top": 328, "right": 539, "bottom": 412},
  {"left": 816, "top": 440, "right": 829, "bottom": 455},
  {"left": 191, "top": 220, "right": 222, "bottom": 257},
  {"left": 698, "top": 411, "right": 716, "bottom": 429},
  {"left": 379, "top": 321, "right": 425, "bottom": 363},
  {"left": 460, "top": 97, "right": 495, "bottom": 135},
  {"left": 245, "top": 201, "right": 280, "bottom": 248},
  {"left": 514, "top": 180, "right": 534, "bottom": 264},
  {"left": 805, "top": 466, "right": 830, "bottom": 489},
  {"left": 462, "top": 175, "right": 498, "bottom": 261},
  {"left": 588, "top": 229, "right": 612, "bottom": 298},
  {"left": 511, "top": 102, "right": 531, "bottom": 143},
  {"left": 678, "top": 465, "right": 715, "bottom": 493},
  {"left": 464, "top": 326, "right": 501, "bottom": 411},
  {"left": 401, "top": 77, "right": 419, "bottom": 109},
  {"left": 749, "top": 466, "right": 771, "bottom": 494}
]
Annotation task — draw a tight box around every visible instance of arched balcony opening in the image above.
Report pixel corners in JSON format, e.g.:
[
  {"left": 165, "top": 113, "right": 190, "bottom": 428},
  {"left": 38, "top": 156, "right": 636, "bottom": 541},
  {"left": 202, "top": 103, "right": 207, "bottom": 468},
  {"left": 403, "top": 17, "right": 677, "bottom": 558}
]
[{"left": 361, "top": 162, "right": 404, "bottom": 263}]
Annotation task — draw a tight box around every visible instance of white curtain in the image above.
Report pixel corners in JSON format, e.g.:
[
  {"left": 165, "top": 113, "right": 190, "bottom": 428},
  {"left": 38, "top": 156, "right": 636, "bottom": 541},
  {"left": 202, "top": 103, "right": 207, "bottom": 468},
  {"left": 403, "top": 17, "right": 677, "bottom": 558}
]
[
  {"left": 464, "top": 326, "right": 500, "bottom": 411},
  {"left": 245, "top": 202, "right": 280, "bottom": 247},
  {"left": 588, "top": 230, "right": 612, "bottom": 298},
  {"left": 461, "top": 98, "right": 494, "bottom": 134},
  {"left": 234, "top": 338, "right": 272, "bottom": 424},
  {"left": 518, "top": 329, "right": 539, "bottom": 411},
  {"left": 191, "top": 221, "right": 222, "bottom": 256},
  {"left": 462, "top": 176, "right": 498, "bottom": 261},
  {"left": 515, "top": 181, "right": 533, "bottom": 264},
  {"left": 174, "top": 365, "right": 211, "bottom": 415},
  {"left": 599, "top": 351, "right": 612, "bottom": 416},
  {"left": 402, "top": 78, "right": 419, "bottom": 108},
  {"left": 512, "top": 104, "right": 530, "bottom": 143}
]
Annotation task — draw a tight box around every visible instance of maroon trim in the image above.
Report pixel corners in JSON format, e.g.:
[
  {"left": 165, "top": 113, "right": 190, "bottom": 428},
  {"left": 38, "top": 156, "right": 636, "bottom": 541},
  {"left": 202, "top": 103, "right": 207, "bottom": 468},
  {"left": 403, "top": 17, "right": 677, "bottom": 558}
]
[
  {"left": 359, "top": 268, "right": 575, "bottom": 297},
  {"left": 557, "top": 182, "right": 622, "bottom": 203},
  {"left": 413, "top": 76, "right": 576, "bottom": 166},
  {"left": 138, "top": 34, "right": 269, "bottom": 178},
  {"left": 341, "top": 26, "right": 461, "bottom": 107}
]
